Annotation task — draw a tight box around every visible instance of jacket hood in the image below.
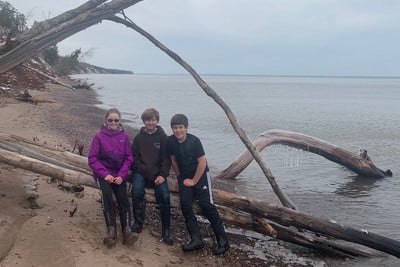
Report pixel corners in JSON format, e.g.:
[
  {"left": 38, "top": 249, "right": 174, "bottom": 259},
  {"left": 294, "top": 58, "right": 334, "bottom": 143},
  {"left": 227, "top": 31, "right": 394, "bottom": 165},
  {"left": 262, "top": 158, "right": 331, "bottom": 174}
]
[
  {"left": 100, "top": 124, "right": 125, "bottom": 136},
  {"left": 139, "top": 125, "right": 166, "bottom": 136}
]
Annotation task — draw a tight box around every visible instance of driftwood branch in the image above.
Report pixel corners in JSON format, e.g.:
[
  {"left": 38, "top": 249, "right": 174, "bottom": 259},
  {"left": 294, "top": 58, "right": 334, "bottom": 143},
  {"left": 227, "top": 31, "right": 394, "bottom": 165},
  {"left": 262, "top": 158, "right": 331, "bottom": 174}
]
[
  {"left": 106, "top": 15, "right": 296, "bottom": 210},
  {"left": 216, "top": 129, "right": 392, "bottom": 179},
  {"left": 0, "top": 134, "right": 399, "bottom": 258},
  {"left": 23, "top": 63, "right": 75, "bottom": 90}
]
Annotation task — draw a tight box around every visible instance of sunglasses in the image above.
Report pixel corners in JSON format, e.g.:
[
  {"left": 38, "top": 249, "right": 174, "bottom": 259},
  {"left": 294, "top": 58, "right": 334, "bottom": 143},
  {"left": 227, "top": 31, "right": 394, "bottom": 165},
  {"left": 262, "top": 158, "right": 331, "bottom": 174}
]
[{"left": 107, "top": 118, "right": 120, "bottom": 123}]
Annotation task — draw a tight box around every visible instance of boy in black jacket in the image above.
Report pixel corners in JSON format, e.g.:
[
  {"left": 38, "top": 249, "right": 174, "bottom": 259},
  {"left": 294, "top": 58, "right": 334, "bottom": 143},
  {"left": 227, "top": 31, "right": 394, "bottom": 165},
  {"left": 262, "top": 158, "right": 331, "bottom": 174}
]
[
  {"left": 130, "top": 108, "right": 173, "bottom": 244},
  {"left": 167, "top": 113, "right": 229, "bottom": 255}
]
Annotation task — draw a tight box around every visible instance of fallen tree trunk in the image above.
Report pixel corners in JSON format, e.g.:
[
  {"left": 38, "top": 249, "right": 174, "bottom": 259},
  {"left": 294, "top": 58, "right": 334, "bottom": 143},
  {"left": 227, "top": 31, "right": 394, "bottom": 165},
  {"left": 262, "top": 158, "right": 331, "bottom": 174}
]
[
  {"left": 214, "top": 190, "right": 400, "bottom": 258},
  {"left": 0, "top": 136, "right": 399, "bottom": 258},
  {"left": 0, "top": 0, "right": 142, "bottom": 74},
  {"left": 146, "top": 190, "right": 376, "bottom": 258},
  {"left": 0, "top": 148, "right": 96, "bottom": 188},
  {"left": 0, "top": 133, "right": 91, "bottom": 175},
  {"left": 16, "top": 0, "right": 108, "bottom": 44},
  {"left": 216, "top": 129, "right": 392, "bottom": 179}
]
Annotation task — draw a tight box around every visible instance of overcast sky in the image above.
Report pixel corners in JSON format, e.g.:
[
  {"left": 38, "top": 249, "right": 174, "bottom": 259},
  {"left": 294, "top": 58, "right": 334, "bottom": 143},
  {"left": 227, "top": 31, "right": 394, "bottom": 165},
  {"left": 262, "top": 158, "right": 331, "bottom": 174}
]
[{"left": 8, "top": 0, "right": 400, "bottom": 76}]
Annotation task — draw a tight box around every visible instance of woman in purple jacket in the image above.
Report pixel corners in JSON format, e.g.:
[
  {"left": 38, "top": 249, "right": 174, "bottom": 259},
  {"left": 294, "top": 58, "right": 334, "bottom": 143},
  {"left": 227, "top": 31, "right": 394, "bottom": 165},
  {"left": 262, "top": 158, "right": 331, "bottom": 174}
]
[{"left": 88, "top": 108, "right": 137, "bottom": 247}]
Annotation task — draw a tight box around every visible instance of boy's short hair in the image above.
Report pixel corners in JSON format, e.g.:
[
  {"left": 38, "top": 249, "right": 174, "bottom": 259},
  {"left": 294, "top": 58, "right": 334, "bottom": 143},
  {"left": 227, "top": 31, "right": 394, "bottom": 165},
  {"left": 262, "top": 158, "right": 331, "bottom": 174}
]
[
  {"left": 141, "top": 108, "right": 159, "bottom": 122},
  {"left": 170, "top": 114, "right": 188, "bottom": 128}
]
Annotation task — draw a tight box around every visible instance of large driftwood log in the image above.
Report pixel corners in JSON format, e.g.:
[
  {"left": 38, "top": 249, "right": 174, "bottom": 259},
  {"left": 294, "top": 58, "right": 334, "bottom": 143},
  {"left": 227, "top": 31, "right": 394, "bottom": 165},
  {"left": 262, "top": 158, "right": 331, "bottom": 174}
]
[
  {"left": 146, "top": 190, "right": 376, "bottom": 258},
  {"left": 0, "top": 0, "right": 143, "bottom": 74},
  {"left": 0, "top": 133, "right": 91, "bottom": 175},
  {"left": 0, "top": 148, "right": 96, "bottom": 188},
  {"left": 213, "top": 190, "right": 400, "bottom": 258},
  {"left": 0, "top": 135, "right": 399, "bottom": 258},
  {"left": 215, "top": 129, "right": 392, "bottom": 179}
]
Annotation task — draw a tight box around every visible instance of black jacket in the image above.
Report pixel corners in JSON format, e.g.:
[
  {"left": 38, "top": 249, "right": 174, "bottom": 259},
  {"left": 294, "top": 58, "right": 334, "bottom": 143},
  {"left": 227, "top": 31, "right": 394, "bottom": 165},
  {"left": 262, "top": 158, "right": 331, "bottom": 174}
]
[{"left": 132, "top": 126, "right": 171, "bottom": 181}]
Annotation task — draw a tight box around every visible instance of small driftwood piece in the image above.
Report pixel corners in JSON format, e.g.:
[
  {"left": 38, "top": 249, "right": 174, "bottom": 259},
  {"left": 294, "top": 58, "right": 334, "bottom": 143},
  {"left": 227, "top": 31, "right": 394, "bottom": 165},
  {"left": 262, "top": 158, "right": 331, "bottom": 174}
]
[
  {"left": 15, "top": 89, "right": 57, "bottom": 104},
  {"left": 72, "top": 82, "right": 94, "bottom": 90},
  {"left": 15, "top": 90, "right": 38, "bottom": 104}
]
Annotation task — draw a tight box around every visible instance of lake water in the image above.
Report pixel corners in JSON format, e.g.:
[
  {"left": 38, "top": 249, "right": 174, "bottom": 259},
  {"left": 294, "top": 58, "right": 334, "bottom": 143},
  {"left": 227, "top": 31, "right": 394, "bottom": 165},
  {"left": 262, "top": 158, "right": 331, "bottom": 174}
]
[{"left": 73, "top": 74, "right": 400, "bottom": 266}]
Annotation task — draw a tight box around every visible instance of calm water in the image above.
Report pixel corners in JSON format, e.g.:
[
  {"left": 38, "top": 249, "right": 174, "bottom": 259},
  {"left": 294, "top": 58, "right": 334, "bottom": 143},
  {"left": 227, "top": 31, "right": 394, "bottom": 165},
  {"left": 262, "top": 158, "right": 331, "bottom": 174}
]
[{"left": 74, "top": 74, "right": 400, "bottom": 266}]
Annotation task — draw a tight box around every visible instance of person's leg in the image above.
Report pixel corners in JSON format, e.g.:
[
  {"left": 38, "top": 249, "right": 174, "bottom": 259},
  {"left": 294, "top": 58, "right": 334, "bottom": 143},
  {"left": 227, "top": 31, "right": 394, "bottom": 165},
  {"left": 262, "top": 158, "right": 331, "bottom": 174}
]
[
  {"left": 179, "top": 179, "right": 204, "bottom": 252},
  {"left": 196, "top": 172, "right": 230, "bottom": 255},
  {"left": 113, "top": 182, "right": 137, "bottom": 246},
  {"left": 98, "top": 179, "right": 117, "bottom": 247},
  {"left": 130, "top": 172, "right": 146, "bottom": 232},
  {"left": 155, "top": 181, "right": 173, "bottom": 244}
]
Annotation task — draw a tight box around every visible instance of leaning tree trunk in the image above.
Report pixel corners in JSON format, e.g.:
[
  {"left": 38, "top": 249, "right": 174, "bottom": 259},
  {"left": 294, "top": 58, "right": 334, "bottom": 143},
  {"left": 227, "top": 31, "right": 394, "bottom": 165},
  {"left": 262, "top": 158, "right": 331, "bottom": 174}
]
[
  {"left": 16, "top": 0, "right": 108, "bottom": 44},
  {"left": 215, "top": 129, "right": 391, "bottom": 179},
  {"left": 0, "top": 134, "right": 399, "bottom": 258},
  {"left": 107, "top": 15, "right": 296, "bottom": 210},
  {"left": 0, "top": 0, "right": 142, "bottom": 74}
]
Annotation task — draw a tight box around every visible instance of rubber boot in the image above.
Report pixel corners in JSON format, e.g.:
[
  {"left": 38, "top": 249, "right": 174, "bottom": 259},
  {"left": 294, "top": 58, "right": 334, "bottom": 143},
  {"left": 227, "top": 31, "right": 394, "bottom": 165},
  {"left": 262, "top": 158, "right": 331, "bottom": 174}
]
[
  {"left": 160, "top": 205, "right": 173, "bottom": 245},
  {"left": 122, "top": 227, "right": 138, "bottom": 246},
  {"left": 131, "top": 200, "right": 145, "bottom": 233},
  {"left": 182, "top": 237, "right": 205, "bottom": 252},
  {"left": 120, "top": 210, "right": 138, "bottom": 246},
  {"left": 103, "top": 226, "right": 117, "bottom": 248},
  {"left": 212, "top": 224, "right": 230, "bottom": 255},
  {"left": 182, "top": 220, "right": 204, "bottom": 252}
]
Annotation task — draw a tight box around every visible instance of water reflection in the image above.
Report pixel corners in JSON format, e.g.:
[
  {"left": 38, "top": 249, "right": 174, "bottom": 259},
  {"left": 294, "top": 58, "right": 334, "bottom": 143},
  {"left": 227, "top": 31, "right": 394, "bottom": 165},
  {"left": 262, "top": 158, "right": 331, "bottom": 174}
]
[{"left": 334, "top": 175, "right": 379, "bottom": 198}]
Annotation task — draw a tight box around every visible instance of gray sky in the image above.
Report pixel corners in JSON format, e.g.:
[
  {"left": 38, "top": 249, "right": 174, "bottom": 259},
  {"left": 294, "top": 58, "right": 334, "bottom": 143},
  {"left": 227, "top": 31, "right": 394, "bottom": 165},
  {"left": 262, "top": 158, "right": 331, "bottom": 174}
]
[{"left": 9, "top": 0, "right": 400, "bottom": 76}]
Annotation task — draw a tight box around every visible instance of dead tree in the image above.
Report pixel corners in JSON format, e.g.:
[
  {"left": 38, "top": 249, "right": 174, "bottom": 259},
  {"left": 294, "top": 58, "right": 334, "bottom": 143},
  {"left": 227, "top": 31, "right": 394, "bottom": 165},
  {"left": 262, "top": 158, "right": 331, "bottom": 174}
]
[{"left": 0, "top": 0, "right": 143, "bottom": 74}]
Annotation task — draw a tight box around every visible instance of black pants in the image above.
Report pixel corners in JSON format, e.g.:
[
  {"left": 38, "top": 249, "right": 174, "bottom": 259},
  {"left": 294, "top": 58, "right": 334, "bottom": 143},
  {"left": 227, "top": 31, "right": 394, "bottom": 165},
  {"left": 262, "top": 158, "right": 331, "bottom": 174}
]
[
  {"left": 98, "top": 178, "right": 131, "bottom": 229},
  {"left": 178, "top": 172, "right": 223, "bottom": 239}
]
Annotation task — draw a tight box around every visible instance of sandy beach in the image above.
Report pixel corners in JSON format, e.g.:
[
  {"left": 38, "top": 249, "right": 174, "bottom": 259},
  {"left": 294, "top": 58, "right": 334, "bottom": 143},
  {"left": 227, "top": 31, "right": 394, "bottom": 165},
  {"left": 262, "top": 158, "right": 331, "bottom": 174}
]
[{"left": 0, "top": 68, "right": 275, "bottom": 266}]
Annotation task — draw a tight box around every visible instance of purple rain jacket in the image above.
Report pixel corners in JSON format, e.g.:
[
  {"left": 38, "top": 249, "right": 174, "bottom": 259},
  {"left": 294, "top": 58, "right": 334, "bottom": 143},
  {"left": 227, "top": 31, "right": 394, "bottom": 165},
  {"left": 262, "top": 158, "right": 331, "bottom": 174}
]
[{"left": 88, "top": 125, "right": 133, "bottom": 181}]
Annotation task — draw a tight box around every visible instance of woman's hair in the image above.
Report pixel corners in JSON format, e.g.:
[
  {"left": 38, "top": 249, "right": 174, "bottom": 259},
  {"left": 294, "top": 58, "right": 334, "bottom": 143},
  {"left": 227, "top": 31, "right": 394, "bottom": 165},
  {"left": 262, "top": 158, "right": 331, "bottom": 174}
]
[
  {"left": 105, "top": 108, "right": 121, "bottom": 119},
  {"left": 170, "top": 113, "right": 188, "bottom": 128},
  {"left": 141, "top": 108, "right": 160, "bottom": 122}
]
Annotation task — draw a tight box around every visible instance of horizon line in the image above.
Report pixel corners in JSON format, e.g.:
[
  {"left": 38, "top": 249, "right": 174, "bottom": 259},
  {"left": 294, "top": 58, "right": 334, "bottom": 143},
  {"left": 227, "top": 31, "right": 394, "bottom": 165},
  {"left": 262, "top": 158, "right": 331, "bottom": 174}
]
[{"left": 128, "top": 73, "right": 400, "bottom": 79}]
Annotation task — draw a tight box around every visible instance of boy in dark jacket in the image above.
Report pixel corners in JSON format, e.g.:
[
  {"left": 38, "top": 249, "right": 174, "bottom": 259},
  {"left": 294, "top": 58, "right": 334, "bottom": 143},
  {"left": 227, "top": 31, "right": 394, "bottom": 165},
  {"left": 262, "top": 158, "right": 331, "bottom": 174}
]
[
  {"left": 130, "top": 108, "right": 173, "bottom": 244},
  {"left": 167, "top": 113, "right": 229, "bottom": 255}
]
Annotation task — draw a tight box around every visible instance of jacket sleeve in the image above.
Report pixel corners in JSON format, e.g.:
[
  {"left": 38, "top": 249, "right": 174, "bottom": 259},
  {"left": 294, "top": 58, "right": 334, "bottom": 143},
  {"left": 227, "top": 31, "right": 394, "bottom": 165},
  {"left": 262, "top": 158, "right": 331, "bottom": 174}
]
[
  {"left": 159, "top": 134, "right": 171, "bottom": 178},
  {"left": 118, "top": 135, "right": 134, "bottom": 180},
  {"left": 88, "top": 134, "right": 109, "bottom": 179},
  {"left": 131, "top": 135, "right": 140, "bottom": 171}
]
